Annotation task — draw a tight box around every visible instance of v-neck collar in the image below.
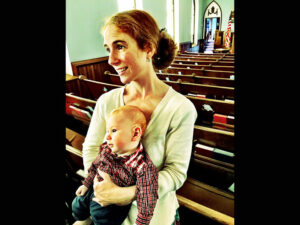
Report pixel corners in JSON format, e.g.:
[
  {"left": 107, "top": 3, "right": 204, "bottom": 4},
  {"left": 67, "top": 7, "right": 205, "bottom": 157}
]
[{"left": 119, "top": 85, "right": 173, "bottom": 135}]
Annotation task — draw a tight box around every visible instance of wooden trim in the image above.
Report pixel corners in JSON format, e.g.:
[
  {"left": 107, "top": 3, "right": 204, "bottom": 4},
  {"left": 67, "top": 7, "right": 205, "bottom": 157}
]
[
  {"left": 66, "top": 74, "right": 78, "bottom": 81},
  {"left": 192, "top": 157, "right": 234, "bottom": 174},
  {"left": 193, "top": 152, "right": 234, "bottom": 170},
  {"left": 71, "top": 56, "right": 109, "bottom": 67},
  {"left": 82, "top": 78, "right": 122, "bottom": 88},
  {"left": 195, "top": 125, "right": 234, "bottom": 136},
  {"left": 186, "top": 177, "right": 234, "bottom": 199},
  {"left": 176, "top": 195, "right": 234, "bottom": 225},
  {"left": 66, "top": 144, "right": 82, "bottom": 157},
  {"left": 187, "top": 95, "right": 233, "bottom": 104},
  {"left": 66, "top": 93, "right": 97, "bottom": 104}
]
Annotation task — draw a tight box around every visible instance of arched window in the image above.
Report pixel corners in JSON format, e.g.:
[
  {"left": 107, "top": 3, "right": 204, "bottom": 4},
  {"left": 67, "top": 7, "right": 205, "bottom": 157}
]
[{"left": 203, "top": 1, "right": 222, "bottom": 41}]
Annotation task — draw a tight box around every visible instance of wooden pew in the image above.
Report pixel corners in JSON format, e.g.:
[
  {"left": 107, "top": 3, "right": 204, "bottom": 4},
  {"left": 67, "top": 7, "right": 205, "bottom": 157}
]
[
  {"left": 66, "top": 128, "right": 85, "bottom": 171},
  {"left": 171, "top": 63, "right": 234, "bottom": 72},
  {"left": 66, "top": 90, "right": 235, "bottom": 146},
  {"left": 66, "top": 93, "right": 96, "bottom": 124},
  {"left": 173, "top": 81, "right": 234, "bottom": 100},
  {"left": 158, "top": 72, "right": 234, "bottom": 87},
  {"left": 176, "top": 55, "right": 234, "bottom": 62},
  {"left": 66, "top": 76, "right": 235, "bottom": 152},
  {"left": 68, "top": 75, "right": 235, "bottom": 133},
  {"left": 174, "top": 58, "right": 234, "bottom": 67},
  {"left": 67, "top": 75, "right": 122, "bottom": 100},
  {"left": 181, "top": 51, "right": 234, "bottom": 57},
  {"left": 176, "top": 55, "right": 234, "bottom": 61},
  {"left": 190, "top": 126, "right": 234, "bottom": 191},
  {"left": 177, "top": 177, "right": 234, "bottom": 223},
  {"left": 161, "top": 67, "right": 234, "bottom": 79},
  {"left": 79, "top": 76, "right": 122, "bottom": 100},
  {"left": 104, "top": 71, "right": 235, "bottom": 88},
  {"left": 66, "top": 74, "right": 81, "bottom": 96},
  {"left": 193, "top": 125, "right": 234, "bottom": 152},
  {"left": 81, "top": 73, "right": 234, "bottom": 101},
  {"left": 65, "top": 93, "right": 97, "bottom": 136},
  {"left": 178, "top": 53, "right": 234, "bottom": 59},
  {"left": 187, "top": 96, "right": 234, "bottom": 117},
  {"left": 103, "top": 73, "right": 234, "bottom": 129}
]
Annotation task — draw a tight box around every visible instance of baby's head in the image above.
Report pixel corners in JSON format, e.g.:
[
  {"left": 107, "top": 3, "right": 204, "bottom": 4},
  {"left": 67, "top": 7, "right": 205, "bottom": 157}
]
[{"left": 106, "top": 105, "right": 147, "bottom": 155}]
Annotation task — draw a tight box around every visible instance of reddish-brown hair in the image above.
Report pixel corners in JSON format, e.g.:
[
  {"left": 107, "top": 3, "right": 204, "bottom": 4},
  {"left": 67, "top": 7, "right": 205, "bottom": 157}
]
[
  {"left": 102, "top": 9, "right": 177, "bottom": 69},
  {"left": 110, "top": 105, "right": 147, "bottom": 136}
]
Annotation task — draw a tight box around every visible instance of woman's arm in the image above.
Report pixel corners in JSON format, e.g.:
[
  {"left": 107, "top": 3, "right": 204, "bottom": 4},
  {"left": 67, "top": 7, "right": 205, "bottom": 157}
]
[
  {"left": 158, "top": 101, "right": 197, "bottom": 198},
  {"left": 82, "top": 97, "right": 107, "bottom": 175}
]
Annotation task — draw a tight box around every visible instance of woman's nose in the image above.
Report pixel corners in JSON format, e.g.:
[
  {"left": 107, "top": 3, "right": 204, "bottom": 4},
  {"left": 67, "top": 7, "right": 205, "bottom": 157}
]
[{"left": 108, "top": 50, "right": 120, "bottom": 66}]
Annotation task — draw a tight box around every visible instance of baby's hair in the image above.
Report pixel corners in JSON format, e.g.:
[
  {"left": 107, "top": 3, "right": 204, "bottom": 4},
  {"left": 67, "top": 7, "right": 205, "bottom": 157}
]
[
  {"left": 110, "top": 105, "right": 147, "bottom": 136},
  {"left": 102, "top": 9, "right": 178, "bottom": 70}
]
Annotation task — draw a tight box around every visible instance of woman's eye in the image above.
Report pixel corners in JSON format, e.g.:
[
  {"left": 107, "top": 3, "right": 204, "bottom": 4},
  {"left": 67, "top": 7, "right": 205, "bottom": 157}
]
[
  {"left": 116, "top": 44, "right": 125, "bottom": 50},
  {"left": 112, "top": 129, "right": 117, "bottom": 132}
]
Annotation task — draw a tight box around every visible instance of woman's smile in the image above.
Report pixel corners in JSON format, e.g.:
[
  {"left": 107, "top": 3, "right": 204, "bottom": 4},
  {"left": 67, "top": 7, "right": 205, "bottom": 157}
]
[{"left": 116, "top": 66, "right": 128, "bottom": 75}]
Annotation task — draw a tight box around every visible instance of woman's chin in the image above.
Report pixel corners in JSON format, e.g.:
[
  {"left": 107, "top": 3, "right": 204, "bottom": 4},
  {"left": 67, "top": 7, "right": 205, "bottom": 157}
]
[{"left": 120, "top": 77, "right": 131, "bottom": 85}]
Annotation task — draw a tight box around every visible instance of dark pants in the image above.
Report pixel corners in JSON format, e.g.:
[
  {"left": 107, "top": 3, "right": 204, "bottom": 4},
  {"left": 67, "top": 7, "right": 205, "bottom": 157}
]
[{"left": 72, "top": 188, "right": 131, "bottom": 225}]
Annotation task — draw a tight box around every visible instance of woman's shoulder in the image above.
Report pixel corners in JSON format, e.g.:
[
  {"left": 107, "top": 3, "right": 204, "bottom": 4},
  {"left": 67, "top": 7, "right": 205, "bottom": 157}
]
[
  {"left": 167, "top": 87, "right": 197, "bottom": 112},
  {"left": 94, "top": 87, "right": 124, "bottom": 115},
  {"left": 96, "top": 87, "right": 124, "bottom": 104}
]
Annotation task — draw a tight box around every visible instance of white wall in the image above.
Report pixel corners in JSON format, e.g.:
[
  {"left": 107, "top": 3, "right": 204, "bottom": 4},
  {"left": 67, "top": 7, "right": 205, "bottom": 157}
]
[{"left": 66, "top": 44, "right": 73, "bottom": 75}]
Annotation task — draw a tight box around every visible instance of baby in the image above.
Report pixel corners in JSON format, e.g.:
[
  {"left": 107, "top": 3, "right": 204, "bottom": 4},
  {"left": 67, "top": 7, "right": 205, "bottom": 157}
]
[{"left": 72, "top": 105, "right": 159, "bottom": 225}]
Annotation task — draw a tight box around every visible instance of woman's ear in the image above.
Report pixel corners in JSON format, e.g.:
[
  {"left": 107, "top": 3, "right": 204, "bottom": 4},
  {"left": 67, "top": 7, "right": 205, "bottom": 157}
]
[
  {"left": 131, "top": 126, "right": 142, "bottom": 141},
  {"left": 145, "top": 42, "right": 155, "bottom": 59}
]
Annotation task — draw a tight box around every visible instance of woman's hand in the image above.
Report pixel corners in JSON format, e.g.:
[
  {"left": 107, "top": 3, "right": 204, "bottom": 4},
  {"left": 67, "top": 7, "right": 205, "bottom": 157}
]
[{"left": 92, "top": 169, "right": 136, "bottom": 207}]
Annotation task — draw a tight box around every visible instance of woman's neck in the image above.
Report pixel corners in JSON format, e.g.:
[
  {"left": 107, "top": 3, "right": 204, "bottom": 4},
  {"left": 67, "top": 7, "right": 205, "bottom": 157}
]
[{"left": 126, "top": 69, "right": 168, "bottom": 99}]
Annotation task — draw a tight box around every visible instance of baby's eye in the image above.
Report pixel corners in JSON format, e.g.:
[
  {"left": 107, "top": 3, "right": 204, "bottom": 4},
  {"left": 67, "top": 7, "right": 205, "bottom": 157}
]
[
  {"left": 112, "top": 129, "right": 117, "bottom": 132},
  {"left": 105, "top": 48, "right": 110, "bottom": 53}
]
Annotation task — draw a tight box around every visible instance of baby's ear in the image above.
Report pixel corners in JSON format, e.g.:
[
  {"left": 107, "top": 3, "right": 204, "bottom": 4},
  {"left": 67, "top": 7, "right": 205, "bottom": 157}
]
[{"left": 131, "top": 125, "right": 142, "bottom": 141}]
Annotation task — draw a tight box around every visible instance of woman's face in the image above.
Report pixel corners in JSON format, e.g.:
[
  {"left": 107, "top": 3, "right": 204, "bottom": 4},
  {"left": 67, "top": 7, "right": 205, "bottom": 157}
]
[{"left": 104, "top": 25, "right": 149, "bottom": 84}]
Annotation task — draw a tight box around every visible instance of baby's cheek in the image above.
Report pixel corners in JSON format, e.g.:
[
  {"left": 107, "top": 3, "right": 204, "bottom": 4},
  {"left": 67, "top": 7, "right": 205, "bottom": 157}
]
[{"left": 115, "top": 139, "right": 126, "bottom": 148}]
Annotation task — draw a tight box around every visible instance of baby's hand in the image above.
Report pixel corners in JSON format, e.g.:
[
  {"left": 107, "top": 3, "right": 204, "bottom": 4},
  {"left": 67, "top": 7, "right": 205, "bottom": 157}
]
[{"left": 75, "top": 185, "right": 88, "bottom": 196}]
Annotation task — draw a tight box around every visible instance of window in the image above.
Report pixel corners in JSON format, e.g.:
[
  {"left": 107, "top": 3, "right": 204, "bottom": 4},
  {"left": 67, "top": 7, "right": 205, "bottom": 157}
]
[
  {"left": 191, "top": 0, "right": 199, "bottom": 47},
  {"left": 166, "top": 0, "right": 179, "bottom": 44},
  {"left": 117, "top": 0, "right": 143, "bottom": 11}
]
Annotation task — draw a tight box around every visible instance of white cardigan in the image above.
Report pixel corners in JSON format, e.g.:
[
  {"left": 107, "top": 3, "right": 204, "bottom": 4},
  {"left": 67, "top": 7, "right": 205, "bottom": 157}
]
[{"left": 82, "top": 86, "right": 197, "bottom": 225}]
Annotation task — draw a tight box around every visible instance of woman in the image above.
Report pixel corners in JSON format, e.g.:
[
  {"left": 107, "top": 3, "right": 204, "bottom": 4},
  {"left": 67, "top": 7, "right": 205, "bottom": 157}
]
[{"left": 82, "top": 9, "right": 197, "bottom": 225}]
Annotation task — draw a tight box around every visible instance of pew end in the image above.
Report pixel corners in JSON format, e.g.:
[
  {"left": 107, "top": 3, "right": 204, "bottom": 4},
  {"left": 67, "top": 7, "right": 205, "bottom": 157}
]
[
  {"left": 176, "top": 194, "right": 234, "bottom": 225},
  {"left": 177, "top": 177, "right": 234, "bottom": 224}
]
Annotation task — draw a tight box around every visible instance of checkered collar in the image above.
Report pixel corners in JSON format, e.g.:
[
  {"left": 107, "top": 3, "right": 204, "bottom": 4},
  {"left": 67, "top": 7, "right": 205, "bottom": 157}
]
[{"left": 103, "top": 142, "right": 144, "bottom": 162}]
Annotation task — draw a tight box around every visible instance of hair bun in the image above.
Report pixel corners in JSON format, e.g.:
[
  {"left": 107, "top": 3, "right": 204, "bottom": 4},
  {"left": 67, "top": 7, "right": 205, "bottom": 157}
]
[{"left": 152, "top": 30, "right": 177, "bottom": 70}]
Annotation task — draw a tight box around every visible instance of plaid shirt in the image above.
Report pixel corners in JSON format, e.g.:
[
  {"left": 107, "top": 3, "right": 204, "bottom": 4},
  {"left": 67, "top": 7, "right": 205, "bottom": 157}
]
[{"left": 83, "top": 142, "right": 159, "bottom": 225}]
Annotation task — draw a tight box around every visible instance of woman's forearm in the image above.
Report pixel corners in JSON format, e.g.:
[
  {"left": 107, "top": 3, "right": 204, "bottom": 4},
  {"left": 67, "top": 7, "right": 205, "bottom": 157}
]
[{"left": 93, "top": 171, "right": 137, "bottom": 207}]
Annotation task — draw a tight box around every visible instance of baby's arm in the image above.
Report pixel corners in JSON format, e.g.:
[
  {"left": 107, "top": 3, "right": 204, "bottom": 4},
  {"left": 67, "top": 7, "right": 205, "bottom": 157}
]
[
  {"left": 135, "top": 164, "right": 159, "bottom": 225},
  {"left": 75, "top": 185, "right": 89, "bottom": 196}
]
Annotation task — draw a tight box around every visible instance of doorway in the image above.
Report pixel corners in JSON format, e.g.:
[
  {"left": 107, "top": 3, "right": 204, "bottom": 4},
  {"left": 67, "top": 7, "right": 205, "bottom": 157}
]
[{"left": 204, "top": 17, "right": 220, "bottom": 41}]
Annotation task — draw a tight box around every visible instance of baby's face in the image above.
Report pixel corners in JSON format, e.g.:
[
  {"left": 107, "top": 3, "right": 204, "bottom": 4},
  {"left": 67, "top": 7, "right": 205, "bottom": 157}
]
[{"left": 106, "top": 114, "right": 135, "bottom": 155}]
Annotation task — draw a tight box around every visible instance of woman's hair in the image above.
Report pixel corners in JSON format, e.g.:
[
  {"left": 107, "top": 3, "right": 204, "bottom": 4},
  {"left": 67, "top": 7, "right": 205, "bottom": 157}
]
[
  {"left": 110, "top": 105, "right": 147, "bottom": 136},
  {"left": 102, "top": 9, "right": 177, "bottom": 70}
]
